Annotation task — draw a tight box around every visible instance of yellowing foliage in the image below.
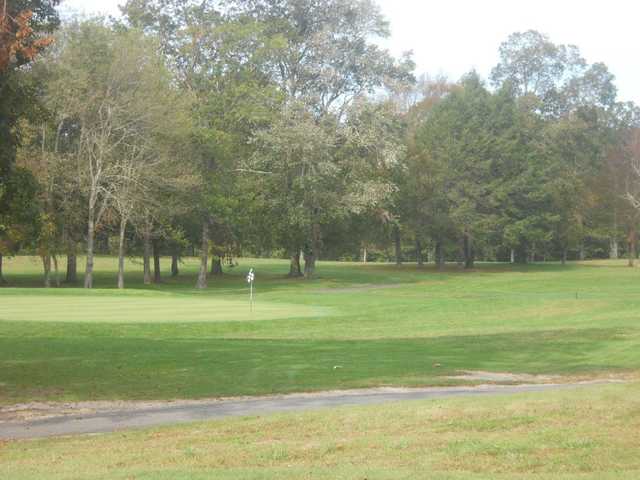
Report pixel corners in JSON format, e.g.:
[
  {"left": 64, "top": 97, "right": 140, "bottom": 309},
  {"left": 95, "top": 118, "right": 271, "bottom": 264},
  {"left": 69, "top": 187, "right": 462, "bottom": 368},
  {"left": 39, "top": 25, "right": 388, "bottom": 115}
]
[{"left": 0, "top": 6, "right": 53, "bottom": 72}]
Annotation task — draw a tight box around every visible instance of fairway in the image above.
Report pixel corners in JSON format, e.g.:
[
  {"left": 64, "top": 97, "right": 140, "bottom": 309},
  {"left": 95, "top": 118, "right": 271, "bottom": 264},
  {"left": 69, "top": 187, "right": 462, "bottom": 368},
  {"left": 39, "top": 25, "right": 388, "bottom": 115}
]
[{"left": 0, "top": 256, "right": 639, "bottom": 405}]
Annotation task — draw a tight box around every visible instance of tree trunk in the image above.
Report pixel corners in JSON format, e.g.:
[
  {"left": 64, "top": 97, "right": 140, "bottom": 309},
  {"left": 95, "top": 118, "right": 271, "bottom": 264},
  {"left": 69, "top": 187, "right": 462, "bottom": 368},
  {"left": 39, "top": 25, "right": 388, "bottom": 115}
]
[
  {"left": 42, "top": 254, "right": 51, "bottom": 288},
  {"left": 211, "top": 256, "right": 223, "bottom": 276},
  {"left": 416, "top": 238, "right": 423, "bottom": 267},
  {"left": 579, "top": 244, "right": 585, "bottom": 261},
  {"left": 303, "top": 250, "right": 316, "bottom": 278},
  {"left": 562, "top": 247, "right": 568, "bottom": 265},
  {"left": 610, "top": 238, "right": 619, "bottom": 260},
  {"left": 463, "top": 232, "right": 474, "bottom": 269},
  {"left": 152, "top": 239, "right": 161, "bottom": 283},
  {"left": 304, "top": 223, "right": 321, "bottom": 279},
  {"left": 362, "top": 246, "right": 368, "bottom": 263},
  {"left": 457, "top": 236, "right": 465, "bottom": 267},
  {"left": 288, "top": 250, "right": 302, "bottom": 277},
  {"left": 0, "top": 253, "right": 4, "bottom": 285},
  {"left": 65, "top": 242, "right": 78, "bottom": 284},
  {"left": 513, "top": 245, "right": 528, "bottom": 264},
  {"left": 435, "top": 240, "right": 445, "bottom": 270},
  {"left": 510, "top": 249, "right": 515, "bottom": 264},
  {"left": 84, "top": 216, "right": 95, "bottom": 288},
  {"left": 611, "top": 207, "right": 619, "bottom": 259},
  {"left": 628, "top": 227, "right": 637, "bottom": 267},
  {"left": 52, "top": 255, "right": 60, "bottom": 287},
  {"left": 171, "top": 253, "right": 179, "bottom": 277},
  {"left": 117, "top": 217, "right": 126, "bottom": 289},
  {"left": 143, "top": 229, "right": 152, "bottom": 285},
  {"left": 394, "top": 225, "right": 402, "bottom": 265},
  {"left": 196, "top": 220, "right": 209, "bottom": 289}
]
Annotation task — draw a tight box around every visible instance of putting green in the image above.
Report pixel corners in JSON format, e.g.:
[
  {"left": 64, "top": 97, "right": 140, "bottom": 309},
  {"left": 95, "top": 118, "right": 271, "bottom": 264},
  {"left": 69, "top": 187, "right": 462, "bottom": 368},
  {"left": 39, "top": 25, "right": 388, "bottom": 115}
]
[{"left": 0, "top": 292, "right": 328, "bottom": 323}]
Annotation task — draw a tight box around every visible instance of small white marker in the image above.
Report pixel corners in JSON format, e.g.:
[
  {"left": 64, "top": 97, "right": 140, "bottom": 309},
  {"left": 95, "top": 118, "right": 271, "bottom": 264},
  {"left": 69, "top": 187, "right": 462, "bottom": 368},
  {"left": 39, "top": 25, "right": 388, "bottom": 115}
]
[{"left": 247, "top": 268, "right": 255, "bottom": 312}]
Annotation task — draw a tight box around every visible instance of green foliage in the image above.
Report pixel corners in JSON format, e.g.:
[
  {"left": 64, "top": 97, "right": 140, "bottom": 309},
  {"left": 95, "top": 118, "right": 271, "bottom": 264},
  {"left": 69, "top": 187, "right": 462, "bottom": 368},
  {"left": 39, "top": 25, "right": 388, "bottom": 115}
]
[
  {"left": 0, "top": 0, "right": 59, "bottom": 175},
  {"left": 398, "top": 31, "right": 638, "bottom": 264},
  {"left": 8, "top": 0, "right": 60, "bottom": 33},
  {"left": 490, "top": 30, "right": 585, "bottom": 100},
  {"left": 0, "top": 168, "right": 40, "bottom": 256},
  {"left": 408, "top": 74, "right": 509, "bottom": 259},
  {"left": 6, "top": 7, "right": 640, "bottom": 281},
  {"left": 228, "top": 0, "right": 414, "bottom": 113}
]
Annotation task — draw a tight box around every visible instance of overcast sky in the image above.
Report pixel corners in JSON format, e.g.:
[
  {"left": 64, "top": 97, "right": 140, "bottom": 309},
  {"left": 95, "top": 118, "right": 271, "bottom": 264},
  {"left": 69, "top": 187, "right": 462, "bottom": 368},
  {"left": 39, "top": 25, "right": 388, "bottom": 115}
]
[{"left": 59, "top": 0, "right": 640, "bottom": 104}]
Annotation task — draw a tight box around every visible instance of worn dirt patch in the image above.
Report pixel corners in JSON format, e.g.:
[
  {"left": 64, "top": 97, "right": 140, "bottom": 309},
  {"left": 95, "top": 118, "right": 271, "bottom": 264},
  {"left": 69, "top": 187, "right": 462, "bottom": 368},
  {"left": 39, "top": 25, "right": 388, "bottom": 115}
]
[
  {"left": 1, "top": 389, "right": 434, "bottom": 423},
  {"left": 0, "top": 376, "right": 629, "bottom": 424},
  {"left": 0, "top": 399, "right": 232, "bottom": 423},
  {"left": 446, "top": 371, "right": 560, "bottom": 383}
]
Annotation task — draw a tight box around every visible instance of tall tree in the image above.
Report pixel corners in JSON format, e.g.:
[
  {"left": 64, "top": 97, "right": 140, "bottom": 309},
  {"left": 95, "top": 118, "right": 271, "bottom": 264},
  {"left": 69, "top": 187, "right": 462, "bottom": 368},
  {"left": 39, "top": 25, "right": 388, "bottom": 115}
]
[
  {"left": 492, "top": 30, "right": 623, "bottom": 261},
  {"left": 490, "top": 30, "right": 584, "bottom": 101},
  {"left": 622, "top": 127, "right": 640, "bottom": 266},
  {"left": 0, "top": 0, "right": 58, "bottom": 281},
  {"left": 400, "top": 75, "right": 458, "bottom": 267},
  {"left": 412, "top": 73, "right": 502, "bottom": 269},
  {"left": 35, "top": 20, "right": 195, "bottom": 288},
  {"left": 232, "top": 0, "right": 413, "bottom": 276},
  {"left": 124, "top": 0, "right": 277, "bottom": 288}
]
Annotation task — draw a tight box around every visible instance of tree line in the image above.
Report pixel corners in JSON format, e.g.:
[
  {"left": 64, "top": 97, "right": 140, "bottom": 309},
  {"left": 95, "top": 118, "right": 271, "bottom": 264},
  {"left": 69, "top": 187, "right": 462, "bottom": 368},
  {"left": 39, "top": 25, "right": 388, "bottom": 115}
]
[{"left": 2, "top": 0, "right": 640, "bottom": 288}]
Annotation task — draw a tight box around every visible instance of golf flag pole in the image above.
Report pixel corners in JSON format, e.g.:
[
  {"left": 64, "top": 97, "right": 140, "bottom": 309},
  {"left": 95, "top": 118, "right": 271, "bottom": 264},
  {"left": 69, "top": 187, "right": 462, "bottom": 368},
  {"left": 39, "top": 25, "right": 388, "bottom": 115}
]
[{"left": 247, "top": 268, "right": 255, "bottom": 312}]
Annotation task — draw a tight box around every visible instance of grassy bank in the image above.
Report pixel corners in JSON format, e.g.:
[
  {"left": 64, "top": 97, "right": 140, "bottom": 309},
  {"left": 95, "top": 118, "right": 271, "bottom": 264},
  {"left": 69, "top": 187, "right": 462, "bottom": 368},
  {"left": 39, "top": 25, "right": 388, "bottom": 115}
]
[{"left": 2, "top": 381, "right": 639, "bottom": 479}]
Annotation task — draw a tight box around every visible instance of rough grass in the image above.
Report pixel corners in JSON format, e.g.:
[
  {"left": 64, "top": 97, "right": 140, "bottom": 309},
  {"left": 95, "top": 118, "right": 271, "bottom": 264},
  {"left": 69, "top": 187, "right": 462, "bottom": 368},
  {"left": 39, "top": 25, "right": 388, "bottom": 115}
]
[
  {"left": 2, "top": 381, "right": 639, "bottom": 479},
  {"left": 1, "top": 256, "right": 640, "bottom": 404}
]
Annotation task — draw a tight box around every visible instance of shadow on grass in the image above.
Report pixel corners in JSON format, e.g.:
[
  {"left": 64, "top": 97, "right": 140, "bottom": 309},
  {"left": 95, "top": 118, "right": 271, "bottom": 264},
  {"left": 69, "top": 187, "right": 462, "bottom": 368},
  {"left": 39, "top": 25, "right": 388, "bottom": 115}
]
[
  {"left": 0, "top": 255, "right": 615, "bottom": 294},
  {"left": 0, "top": 326, "right": 634, "bottom": 404}
]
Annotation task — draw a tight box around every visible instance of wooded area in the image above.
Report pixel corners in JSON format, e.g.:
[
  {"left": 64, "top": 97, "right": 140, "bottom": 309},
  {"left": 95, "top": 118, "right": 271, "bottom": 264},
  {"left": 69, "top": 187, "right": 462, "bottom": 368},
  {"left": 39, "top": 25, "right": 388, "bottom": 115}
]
[{"left": 2, "top": 0, "right": 640, "bottom": 288}]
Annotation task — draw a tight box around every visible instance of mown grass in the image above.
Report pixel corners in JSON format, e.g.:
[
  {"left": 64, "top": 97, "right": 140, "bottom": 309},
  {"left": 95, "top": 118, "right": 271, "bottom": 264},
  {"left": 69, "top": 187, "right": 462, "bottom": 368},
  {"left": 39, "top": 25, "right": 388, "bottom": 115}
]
[
  {"left": 1, "top": 256, "right": 640, "bottom": 403},
  {"left": 2, "top": 381, "right": 639, "bottom": 479}
]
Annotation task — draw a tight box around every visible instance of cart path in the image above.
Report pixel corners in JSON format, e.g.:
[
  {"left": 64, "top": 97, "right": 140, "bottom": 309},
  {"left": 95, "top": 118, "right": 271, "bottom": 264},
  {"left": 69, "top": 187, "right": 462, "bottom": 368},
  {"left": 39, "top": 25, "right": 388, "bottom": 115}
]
[{"left": 0, "top": 380, "right": 619, "bottom": 440}]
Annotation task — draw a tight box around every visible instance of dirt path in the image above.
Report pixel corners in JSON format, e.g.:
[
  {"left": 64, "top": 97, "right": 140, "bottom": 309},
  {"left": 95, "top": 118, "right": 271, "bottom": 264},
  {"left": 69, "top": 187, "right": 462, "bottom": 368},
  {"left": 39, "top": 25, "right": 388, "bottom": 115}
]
[{"left": 0, "top": 380, "right": 619, "bottom": 440}]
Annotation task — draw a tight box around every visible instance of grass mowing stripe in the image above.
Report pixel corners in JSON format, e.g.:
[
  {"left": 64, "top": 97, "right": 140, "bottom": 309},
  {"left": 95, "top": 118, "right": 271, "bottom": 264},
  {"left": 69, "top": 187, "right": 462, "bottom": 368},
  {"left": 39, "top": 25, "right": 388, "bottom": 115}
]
[{"left": 0, "top": 327, "right": 634, "bottom": 404}]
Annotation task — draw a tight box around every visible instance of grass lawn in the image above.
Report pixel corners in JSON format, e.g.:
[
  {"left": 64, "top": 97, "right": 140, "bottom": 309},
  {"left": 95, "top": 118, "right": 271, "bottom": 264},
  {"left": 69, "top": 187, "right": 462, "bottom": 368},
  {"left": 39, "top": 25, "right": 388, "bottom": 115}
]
[
  {"left": 1, "top": 256, "right": 640, "bottom": 404},
  {"left": 2, "top": 381, "right": 639, "bottom": 479}
]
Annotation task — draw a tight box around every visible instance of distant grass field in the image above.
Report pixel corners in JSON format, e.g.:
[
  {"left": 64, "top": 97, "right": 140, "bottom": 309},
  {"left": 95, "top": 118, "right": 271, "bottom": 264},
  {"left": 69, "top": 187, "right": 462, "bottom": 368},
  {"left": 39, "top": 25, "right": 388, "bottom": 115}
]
[
  {"left": 2, "top": 381, "right": 639, "bottom": 479},
  {"left": 1, "top": 256, "right": 640, "bottom": 404}
]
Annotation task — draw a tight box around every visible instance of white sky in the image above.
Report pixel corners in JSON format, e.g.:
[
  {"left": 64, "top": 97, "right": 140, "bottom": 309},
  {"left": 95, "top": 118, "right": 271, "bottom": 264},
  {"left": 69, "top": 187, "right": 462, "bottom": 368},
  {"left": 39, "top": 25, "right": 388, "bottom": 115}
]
[{"left": 59, "top": 0, "right": 640, "bottom": 104}]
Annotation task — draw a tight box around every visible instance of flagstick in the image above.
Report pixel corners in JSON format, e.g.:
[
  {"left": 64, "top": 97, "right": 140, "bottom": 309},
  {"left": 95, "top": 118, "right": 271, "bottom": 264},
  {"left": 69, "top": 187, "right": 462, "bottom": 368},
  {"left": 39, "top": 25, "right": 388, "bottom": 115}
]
[
  {"left": 247, "top": 268, "right": 255, "bottom": 313},
  {"left": 250, "top": 280, "right": 254, "bottom": 313}
]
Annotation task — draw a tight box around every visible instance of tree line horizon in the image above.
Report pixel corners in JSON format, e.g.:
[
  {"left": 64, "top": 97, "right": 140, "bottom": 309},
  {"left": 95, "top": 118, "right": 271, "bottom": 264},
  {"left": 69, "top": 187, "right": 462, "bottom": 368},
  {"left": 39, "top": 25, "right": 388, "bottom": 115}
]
[{"left": 2, "top": 0, "right": 640, "bottom": 289}]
